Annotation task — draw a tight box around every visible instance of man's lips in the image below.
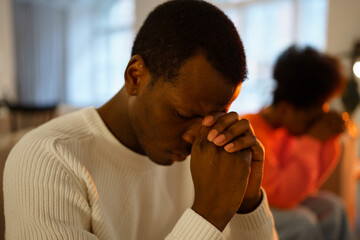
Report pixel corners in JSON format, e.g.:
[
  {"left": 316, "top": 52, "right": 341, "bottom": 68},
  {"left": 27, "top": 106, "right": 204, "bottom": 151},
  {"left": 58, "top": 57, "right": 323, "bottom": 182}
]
[{"left": 173, "top": 152, "right": 190, "bottom": 161}]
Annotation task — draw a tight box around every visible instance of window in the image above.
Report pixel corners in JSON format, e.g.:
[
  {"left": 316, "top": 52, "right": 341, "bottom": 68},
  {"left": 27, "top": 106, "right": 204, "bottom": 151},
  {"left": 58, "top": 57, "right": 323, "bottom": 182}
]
[
  {"left": 66, "top": 0, "right": 135, "bottom": 107},
  {"left": 210, "top": 0, "right": 329, "bottom": 114},
  {"left": 65, "top": 0, "right": 328, "bottom": 111}
]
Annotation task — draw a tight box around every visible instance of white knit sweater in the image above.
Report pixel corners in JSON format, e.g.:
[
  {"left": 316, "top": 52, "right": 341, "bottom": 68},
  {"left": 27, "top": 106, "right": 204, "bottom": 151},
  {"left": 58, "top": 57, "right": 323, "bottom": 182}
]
[{"left": 3, "top": 107, "right": 277, "bottom": 239}]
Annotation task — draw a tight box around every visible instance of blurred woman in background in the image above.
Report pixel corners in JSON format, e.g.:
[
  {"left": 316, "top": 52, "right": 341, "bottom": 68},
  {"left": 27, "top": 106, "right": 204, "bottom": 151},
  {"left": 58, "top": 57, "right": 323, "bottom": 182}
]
[{"left": 245, "top": 46, "right": 354, "bottom": 240}]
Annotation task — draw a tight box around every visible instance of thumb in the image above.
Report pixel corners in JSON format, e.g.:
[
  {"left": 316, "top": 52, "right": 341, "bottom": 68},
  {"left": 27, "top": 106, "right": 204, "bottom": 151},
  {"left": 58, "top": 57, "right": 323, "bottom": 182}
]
[{"left": 194, "top": 125, "right": 210, "bottom": 146}]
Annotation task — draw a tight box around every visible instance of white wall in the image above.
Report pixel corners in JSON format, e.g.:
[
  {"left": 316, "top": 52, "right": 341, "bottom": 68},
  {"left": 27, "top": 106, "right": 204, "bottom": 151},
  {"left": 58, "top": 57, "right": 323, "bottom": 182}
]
[
  {"left": 326, "top": 0, "right": 360, "bottom": 71},
  {"left": 134, "top": 0, "right": 166, "bottom": 32},
  {"left": 2, "top": 0, "right": 360, "bottom": 104},
  {"left": 13, "top": 2, "right": 66, "bottom": 106},
  {"left": 326, "top": 0, "right": 360, "bottom": 117},
  {"left": 0, "top": 0, "right": 16, "bottom": 102}
]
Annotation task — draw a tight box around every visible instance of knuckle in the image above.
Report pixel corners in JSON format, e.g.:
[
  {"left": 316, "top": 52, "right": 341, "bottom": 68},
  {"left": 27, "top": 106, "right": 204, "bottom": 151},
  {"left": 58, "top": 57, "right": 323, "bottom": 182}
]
[
  {"left": 214, "top": 112, "right": 240, "bottom": 133},
  {"left": 249, "top": 135, "right": 257, "bottom": 143},
  {"left": 228, "top": 111, "right": 239, "bottom": 120},
  {"left": 240, "top": 118, "right": 250, "bottom": 128},
  {"left": 214, "top": 115, "right": 235, "bottom": 132},
  {"left": 235, "top": 137, "right": 244, "bottom": 147},
  {"left": 225, "top": 128, "right": 235, "bottom": 138},
  {"left": 213, "top": 119, "right": 227, "bottom": 131}
]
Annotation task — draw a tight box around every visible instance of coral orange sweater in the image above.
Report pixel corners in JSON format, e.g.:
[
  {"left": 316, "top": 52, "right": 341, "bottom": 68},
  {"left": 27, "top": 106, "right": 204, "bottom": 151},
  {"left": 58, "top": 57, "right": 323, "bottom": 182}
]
[{"left": 245, "top": 113, "right": 341, "bottom": 209}]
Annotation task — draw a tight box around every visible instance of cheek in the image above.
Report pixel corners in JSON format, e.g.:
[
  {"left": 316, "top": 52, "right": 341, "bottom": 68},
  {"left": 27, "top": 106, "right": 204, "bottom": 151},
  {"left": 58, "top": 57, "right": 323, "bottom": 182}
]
[
  {"left": 135, "top": 105, "right": 184, "bottom": 142},
  {"left": 129, "top": 98, "right": 154, "bottom": 141},
  {"left": 132, "top": 94, "right": 190, "bottom": 145},
  {"left": 152, "top": 120, "right": 186, "bottom": 141}
]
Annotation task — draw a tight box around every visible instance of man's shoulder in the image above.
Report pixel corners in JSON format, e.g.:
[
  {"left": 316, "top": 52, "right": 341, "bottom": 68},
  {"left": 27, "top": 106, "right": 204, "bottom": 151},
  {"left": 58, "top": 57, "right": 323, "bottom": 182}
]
[
  {"left": 24, "top": 108, "right": 91, "bottom": 143},
  {"left": 4, "top": 108, "right": 102, "bottom": 188},
  {"left": 7, "top": 108, "right": 98, "bottom": 164}
]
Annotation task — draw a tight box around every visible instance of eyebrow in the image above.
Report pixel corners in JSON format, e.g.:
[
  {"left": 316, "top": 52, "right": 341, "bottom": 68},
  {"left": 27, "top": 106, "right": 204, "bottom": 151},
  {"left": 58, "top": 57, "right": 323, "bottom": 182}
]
[
  {"left": 177, "top": 108, "right": 203, "bottom": 118},
  {"left": 177, "top": 106, "right": 228, "bottom": 118},
  {"left": 171, "top": 94, "right": 230, "bottom": 118}
]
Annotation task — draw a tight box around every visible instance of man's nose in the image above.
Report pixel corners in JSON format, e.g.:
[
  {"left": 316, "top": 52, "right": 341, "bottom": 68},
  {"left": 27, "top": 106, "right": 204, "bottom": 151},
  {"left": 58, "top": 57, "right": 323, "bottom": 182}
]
[{"left": 182, "top": 119, "right": 202, "bottom": 144}]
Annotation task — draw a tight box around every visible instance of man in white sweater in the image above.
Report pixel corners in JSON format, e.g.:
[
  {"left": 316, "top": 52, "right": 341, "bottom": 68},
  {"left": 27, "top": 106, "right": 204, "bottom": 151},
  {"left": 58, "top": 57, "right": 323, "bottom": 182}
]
[{"left": 4, "top": 0, "right": 278, "bottom": 239}]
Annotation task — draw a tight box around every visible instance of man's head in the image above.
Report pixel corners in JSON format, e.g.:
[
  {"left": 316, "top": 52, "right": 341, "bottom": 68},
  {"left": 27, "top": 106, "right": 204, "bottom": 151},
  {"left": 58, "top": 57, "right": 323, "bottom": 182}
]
[
  {"left": 271, "top": 45, "right": 346, "bottom": 134},
  {"left": 131, "top": 0, "right": 246, "bottom": 85},
  {"left": 123, "top": 0, "right": 246, "bottom": 165}
]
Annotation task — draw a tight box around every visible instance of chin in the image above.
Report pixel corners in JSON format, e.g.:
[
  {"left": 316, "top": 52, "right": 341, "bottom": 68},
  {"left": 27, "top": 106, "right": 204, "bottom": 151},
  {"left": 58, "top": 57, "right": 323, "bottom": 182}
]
[
  {"left": 152, "top": 158, "right": 174, "bottom": 166},
  {"left": 146, "top": 148, "right": 188, "bottom": 166},
  {"left": 158, "top": 160, "right": 175, "bottom": 166},
  {"left": 147, "top": 154, "right": 175, "bottom": 166}
]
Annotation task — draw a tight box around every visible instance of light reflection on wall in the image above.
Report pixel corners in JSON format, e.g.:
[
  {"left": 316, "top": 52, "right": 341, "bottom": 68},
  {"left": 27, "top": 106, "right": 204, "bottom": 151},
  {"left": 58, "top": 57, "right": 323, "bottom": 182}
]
[
  {"left": 216, "top": 0, "right": 329, "bottom": 115},
  {"left": 66, "top": 0, "right": 134, "bottom": 107}
]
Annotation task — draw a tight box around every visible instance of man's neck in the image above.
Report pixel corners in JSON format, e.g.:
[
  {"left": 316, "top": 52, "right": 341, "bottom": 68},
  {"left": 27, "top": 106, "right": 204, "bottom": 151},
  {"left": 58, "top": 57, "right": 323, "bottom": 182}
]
[{"left": 97, "top": 89, "right": 145, "bottom": 155}]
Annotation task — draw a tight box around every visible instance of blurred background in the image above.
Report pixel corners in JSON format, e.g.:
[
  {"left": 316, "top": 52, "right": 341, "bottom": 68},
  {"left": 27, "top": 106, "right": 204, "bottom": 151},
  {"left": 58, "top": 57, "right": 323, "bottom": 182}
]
[
  {"left": 0, "top": 0, "right": 359, "bottom": 113},
  {"left": 0, "top": 0, "right": 360, "bottom": 238}
]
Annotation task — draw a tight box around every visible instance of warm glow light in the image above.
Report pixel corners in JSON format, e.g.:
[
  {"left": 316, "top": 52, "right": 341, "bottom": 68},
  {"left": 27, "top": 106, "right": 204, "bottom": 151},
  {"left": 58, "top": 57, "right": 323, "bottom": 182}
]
[
  {"left": 322, "top": 103, "right": 330, "bottom": 113},
  {"left": 353, "top": 61, "right": 360, "bottom": 78},
  {"left": 342, "top": 112, "right": 350, "bottom": 123},
  {"left": 347, "top": 118, "right": 359, "bottom": 138}
]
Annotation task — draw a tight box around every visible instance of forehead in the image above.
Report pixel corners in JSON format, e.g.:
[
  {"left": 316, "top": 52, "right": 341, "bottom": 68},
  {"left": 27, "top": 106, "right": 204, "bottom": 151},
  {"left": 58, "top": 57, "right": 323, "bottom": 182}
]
[{"left": 155, "top": 54, "right": 240, "bottom": 115}]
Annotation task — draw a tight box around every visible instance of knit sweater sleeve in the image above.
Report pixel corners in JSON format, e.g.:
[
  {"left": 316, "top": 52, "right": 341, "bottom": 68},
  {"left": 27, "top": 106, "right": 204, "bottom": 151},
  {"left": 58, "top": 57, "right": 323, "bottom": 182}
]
[
  {"left": 3, "top": 138, "right": 98, "bottom": 240},
  {"left": 166, "top": 189, "right": 278, "bottom": 240},
  {"left": 223, "top": 189, "right": 278, "bottom": 239}
]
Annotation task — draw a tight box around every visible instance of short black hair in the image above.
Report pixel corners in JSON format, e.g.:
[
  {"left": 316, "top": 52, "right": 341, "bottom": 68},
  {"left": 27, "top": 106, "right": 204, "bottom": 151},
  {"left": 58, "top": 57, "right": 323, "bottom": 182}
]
[
  {"left": 131, "top": 0, "right": 246, "bottom": 85},
  {"left": 273, "top": 45, "right": 345, "bottom": 108}
]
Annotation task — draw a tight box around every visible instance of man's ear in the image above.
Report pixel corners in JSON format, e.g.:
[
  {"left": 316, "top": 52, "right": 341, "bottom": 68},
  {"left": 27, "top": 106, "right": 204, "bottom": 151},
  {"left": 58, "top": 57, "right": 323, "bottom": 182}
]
[{"left": 124, "top": 55, "right": 150, "bottom": 96}]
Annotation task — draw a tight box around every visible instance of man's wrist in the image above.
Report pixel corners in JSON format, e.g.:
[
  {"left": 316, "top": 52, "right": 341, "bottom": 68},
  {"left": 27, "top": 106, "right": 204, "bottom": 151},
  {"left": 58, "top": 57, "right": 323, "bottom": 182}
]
[
  {"left": 191, "top": 203, "right": 231, "bottom": 232},
  {"left": 236, "top": 190, "right": 263, "bottom": 214}
]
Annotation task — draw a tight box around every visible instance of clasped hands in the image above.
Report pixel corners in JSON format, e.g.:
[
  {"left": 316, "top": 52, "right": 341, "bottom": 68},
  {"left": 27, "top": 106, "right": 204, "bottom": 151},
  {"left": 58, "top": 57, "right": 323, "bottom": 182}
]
[{"left": 190, "top": 112, "right": 265, "bottom": 231}]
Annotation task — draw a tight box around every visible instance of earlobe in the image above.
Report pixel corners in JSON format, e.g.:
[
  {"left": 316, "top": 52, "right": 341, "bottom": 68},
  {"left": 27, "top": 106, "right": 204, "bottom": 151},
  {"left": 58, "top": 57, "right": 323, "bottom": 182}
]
[{"left": 124, "top": 55, "right": 148, "bottom": 96}]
